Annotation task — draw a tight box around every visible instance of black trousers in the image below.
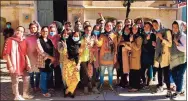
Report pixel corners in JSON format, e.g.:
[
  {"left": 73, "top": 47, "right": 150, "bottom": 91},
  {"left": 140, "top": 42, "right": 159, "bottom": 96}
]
[
  {"left": 129, "top": 69, "right": 140, "bottom": 89},
  {"left": 157, "top": 65, "right": 170, "bottom": 90},
  {"left": 80, "top": 61, "right": 90, "bottom": 87},
  {"left": 140, "top": 63, "right": 151, "bottom": 85},
  {"left": 49, "top": 65, "right": 62, "bottom": 89}
]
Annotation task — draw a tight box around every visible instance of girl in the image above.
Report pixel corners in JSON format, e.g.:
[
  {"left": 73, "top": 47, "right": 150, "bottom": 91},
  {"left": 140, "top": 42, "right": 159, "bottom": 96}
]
[
  {"left": 62, "top": 31, "right": 81, "bottom": 98},
  {"left": 140, "top": 22, "right": 156, "bottom": 89},
  {"left": 26, "top": 22, "right": 41, "bottom": 92},
  {"left": 95, "top": 21, "right": 118, "bottom": 91},
  {"left": 36, "top": 26, "right": 56, "bottom": 97},
  {"left": 118, "top": 25, "right": 131, "bottom": 88},
  {"left": 170, "top": 20, "right": 186, "bottom": 99},
  {"left": 3, "top": 26, "right": 34, "bottom": 100},
  {"left": 48, "top": 25, "right": 62, "bottom": 90},
  {"left": 128, "top": 24, "right": 143, "bottom": 92}
]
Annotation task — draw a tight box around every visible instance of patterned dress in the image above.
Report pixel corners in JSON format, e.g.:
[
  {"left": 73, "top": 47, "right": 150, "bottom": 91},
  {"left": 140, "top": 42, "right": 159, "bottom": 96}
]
[{"left": 59, "top": 43, "right": 80, "bottom": 94}]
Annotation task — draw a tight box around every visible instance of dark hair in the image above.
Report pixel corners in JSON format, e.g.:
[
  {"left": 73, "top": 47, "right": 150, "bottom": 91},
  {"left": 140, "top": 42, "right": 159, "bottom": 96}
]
[
  {"left": 152, "top": 20, "right": 158, "bottom": 24},
  {"left": 6, "top": 22, "right": 11, "bottom": 25},
  {"left": 75, "top": 20, "right": 82, "bottom": 25},
  {"left": 84, "top": 25, "right": 92, "bottom": 30},
  {"left": 144, "top": 21, "right": 153, "bottom": 28},
  {"left": 16, "top": 26, "right": 25, "bottom": 32},
  {"left": 41, "top": 26, "right": 49, "bottom": 31},
  {"left": 172, "top": 21, "right": 179, "bottom": 26},
  {"left": 84, "top": 21, "right": 90, "bottom": 24},
  {"left": 29, "top": 22, "right": 38, "bottom": 29},
  {"left": 116, "top": 21, "right": 123, "bottom": 27},
  {"left": 105, "top": 21, "right": 112, "bottom": 27},
  {"left": 64, "top": 21, "right": 72, "bottom": 27}
]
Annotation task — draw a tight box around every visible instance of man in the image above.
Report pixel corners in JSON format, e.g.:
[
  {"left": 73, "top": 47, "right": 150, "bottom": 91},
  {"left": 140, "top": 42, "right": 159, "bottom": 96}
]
[{"left": 3, "top": 22, "right": 14, "bottom": 40}]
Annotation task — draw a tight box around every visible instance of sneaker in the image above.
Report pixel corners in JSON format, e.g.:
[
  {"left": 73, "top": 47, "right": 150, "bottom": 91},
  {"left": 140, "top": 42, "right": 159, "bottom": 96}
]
[
  {"left": 84, "top": 87, "right": 89, "bottom": 94},
  {"left": 43, "top": 93, "right": 51, "bottom": 98},
  {"left": 155, "top": 87, "right": 164, "bottom": 93},
  {"left": 14, "top": 95, "right": 25, "bottom": 100},
  {"left": 180, "top": 91, "right": 185, "bottom": 96},
  {"left": 109, "top": 85, "right": 114, "bottom": 91},
  {"left": 23, "top": 94, "right": 34, "bottom": 99},
  {"left": 166, "top": 91, "right": 172, "bottom": 98},
  {"left": 172, "top": 92, "right": 182, "bottom": 100},
  {"left": 92, "top": 87, "right": 100, "bottom": 94},
  {"left": 98, "top": 84, "right": 103, "bottom": 91}
]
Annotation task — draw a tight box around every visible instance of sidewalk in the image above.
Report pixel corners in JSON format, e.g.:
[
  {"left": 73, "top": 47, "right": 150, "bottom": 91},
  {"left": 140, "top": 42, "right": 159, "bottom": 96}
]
[{"left": 0, "top": 62, "right": 186, "bottom": 100}]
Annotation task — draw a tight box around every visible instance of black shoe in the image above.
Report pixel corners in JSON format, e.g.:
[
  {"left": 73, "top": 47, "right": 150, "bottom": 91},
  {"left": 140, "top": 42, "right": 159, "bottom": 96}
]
[
  {"left": 165, "top": 91, "right": 172, "bottom": 98},
  {"left": 70, "top": 93, "right": 75, "bottom": 98}
]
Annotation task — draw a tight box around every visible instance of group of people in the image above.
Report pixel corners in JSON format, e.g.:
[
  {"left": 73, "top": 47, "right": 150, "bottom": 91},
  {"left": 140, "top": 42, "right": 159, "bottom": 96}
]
[{"left": 2, "top": 13, "right": 187, "bottom": 100}]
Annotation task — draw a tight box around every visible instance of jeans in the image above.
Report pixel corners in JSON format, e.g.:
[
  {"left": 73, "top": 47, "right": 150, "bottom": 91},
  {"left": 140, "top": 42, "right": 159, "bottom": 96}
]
[
  {"left": 171, "top": 62, "right": 187, "bottom": 92},
  {"left": 100, "top": 65, "right": 114, "bottom": 85},
  {"left": 29, "top": 72, "right": 40, "bottom": 88},
  {"left": 40, "top": 71, "right": 53, "bottom": 94}
]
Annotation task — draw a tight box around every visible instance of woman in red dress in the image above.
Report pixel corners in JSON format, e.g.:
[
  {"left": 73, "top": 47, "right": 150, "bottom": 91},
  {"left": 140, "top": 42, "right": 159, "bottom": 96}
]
[{"left": 3, "top": 26, "right": 34, "bottom": 100}]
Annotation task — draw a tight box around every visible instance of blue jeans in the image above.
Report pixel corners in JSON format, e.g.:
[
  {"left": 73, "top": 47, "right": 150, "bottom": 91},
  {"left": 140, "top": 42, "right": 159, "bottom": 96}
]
[
  {"left": 40, "top": 71, "right": 52, "bottom": 94},
  {"left": 29, "top": 72, "right": 40, "bottom": 88},
  {"left": 171, "top": 62, "right": 187, "bottom": 92},
  {"left": 100, "top": 65, "right": 114, "bottom": 85}
]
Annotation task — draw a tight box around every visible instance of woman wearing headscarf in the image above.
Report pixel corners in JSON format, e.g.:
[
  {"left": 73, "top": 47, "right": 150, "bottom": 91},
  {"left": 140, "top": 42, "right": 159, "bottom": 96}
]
[
  {"left": 3, "top": 26, "right": 34, "bottom": 100},
  {"left": 170, "top": 20, "right": 186, "bottom": 100},
  {"left": 95, "top": 21, "right": 118, "bottom": 91},
  {"left": 128, "top": 24, "right": 143, "bottom": 92},
  {"left": 48, "top": 25, "right": 62, "bottom": 90},
  {"left": 140, "top": 22, "right": 156, "bottom": 89},
  {"left": 152, "top": 19, "right": 172, "bottom": 97},
  {"left": 114, "top": 21, "right": 124, "bottom": 86},
  {"left": 61, "top": 31, "right": 81, "bottom": 98},
  {"left": 117, "top": 25, "right": 131, "bottom": 88}
]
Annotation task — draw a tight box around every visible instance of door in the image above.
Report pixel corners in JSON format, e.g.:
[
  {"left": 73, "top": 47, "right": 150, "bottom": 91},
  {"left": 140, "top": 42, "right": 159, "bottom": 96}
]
[
  {"left": 37, "top": 1, "right": 54, "bottom": 26},
  {"left": 53, "top": 0, "right": 67, "bottom": 24}
]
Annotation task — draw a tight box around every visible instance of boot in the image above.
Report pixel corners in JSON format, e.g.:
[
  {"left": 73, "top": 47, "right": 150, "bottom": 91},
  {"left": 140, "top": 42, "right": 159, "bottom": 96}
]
[{"left": 84, "top": 87, "right": 89, "bottom": 94}]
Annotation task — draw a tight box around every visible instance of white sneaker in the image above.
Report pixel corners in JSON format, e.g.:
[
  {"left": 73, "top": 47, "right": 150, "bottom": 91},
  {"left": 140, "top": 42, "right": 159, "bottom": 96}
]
[
  {"left": 23, "top": 94, "right": 34, "bottom": 99},
  {"left": 14, "top": 95, "right": 25, "bottom": 100}
]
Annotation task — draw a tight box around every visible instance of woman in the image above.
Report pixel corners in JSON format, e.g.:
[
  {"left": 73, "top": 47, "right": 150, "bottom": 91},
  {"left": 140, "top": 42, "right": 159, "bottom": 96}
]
[
  {"left": 36, "top": 26, "right": 55, "bottom": 97},
  {"left": 170, "top": 20, "right": 186, "bottom": 100},
  {"left": 140, "top": 22, "right": 156, "bottom": 89},
  {"left": 79, "top": 25, "right": 100, "bottom": 94},
  {"left": 152, "top": 19, "right": 172, "bottom": 97},
  {"left": 3, "top": 26, "right": 34, "bottom": 100},
  {"left": 95, "top": 21, "right": 118, "bottom": 91},
  {"left": 25, "top": 22, "right": 40, "bottom": 92},
  {"left": 117, "top": 25, "right": 131, "bottom": 88},
  {"left": 61, "top": 31, "right": 81, "bottom": 98},
  {"left": 91, "top": 24, "right": 101, "bottom": 85},
  {"left": 48, "top": 25, "right": 62, "bottom": 89},
  {"left": 128, "top": 24, "right": 143, "bottom": 92}
]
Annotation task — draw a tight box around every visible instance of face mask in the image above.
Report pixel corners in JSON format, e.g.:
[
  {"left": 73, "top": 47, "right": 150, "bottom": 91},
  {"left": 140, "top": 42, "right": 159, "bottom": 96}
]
[
  {"left": 85, "top": 34, "right": 89, "bottom": 37},
  {"left": 7, "top": 24, "right": 11, "bottom": 29},
  {"left": 72, "top": 37, "right": 80, "bottom": 42},
  {"left": 50, "top": 32, "right": 55, "bottom": 36},
  {"left": 93, "top": 30, "right": 100, "bottom": 36},
  {"left": 117, "top": 31, "right": 122, "bottom": 35},
  {"left": 62, "top": 36, "right": 69, "bottom": 40},
  {"left": 124, "top": 32, "right": 129, "bottom": 35},
  {"left": 145, "top": 31, "right": 150, "bottom": 34},
  {"left": 174, "top": 32, "right": 178, "bottom": 35}
]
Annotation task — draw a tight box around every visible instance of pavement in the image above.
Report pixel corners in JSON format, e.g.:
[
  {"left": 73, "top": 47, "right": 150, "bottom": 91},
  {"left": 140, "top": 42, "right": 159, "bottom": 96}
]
[{"left": 0, "top": 61, "right": 187, "bottom": 100}]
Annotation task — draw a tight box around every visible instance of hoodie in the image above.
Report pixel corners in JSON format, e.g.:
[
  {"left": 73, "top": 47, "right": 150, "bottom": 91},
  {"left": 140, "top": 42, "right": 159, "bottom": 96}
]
[{"left": 170, "top": 20, "right": 186, "bottom": 69}]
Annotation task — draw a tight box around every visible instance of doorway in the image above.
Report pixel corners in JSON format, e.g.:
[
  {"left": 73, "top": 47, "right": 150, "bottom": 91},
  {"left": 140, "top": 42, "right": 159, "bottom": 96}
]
[{"left": 53, "top": 0, "right": 67, "bottom": 24}]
